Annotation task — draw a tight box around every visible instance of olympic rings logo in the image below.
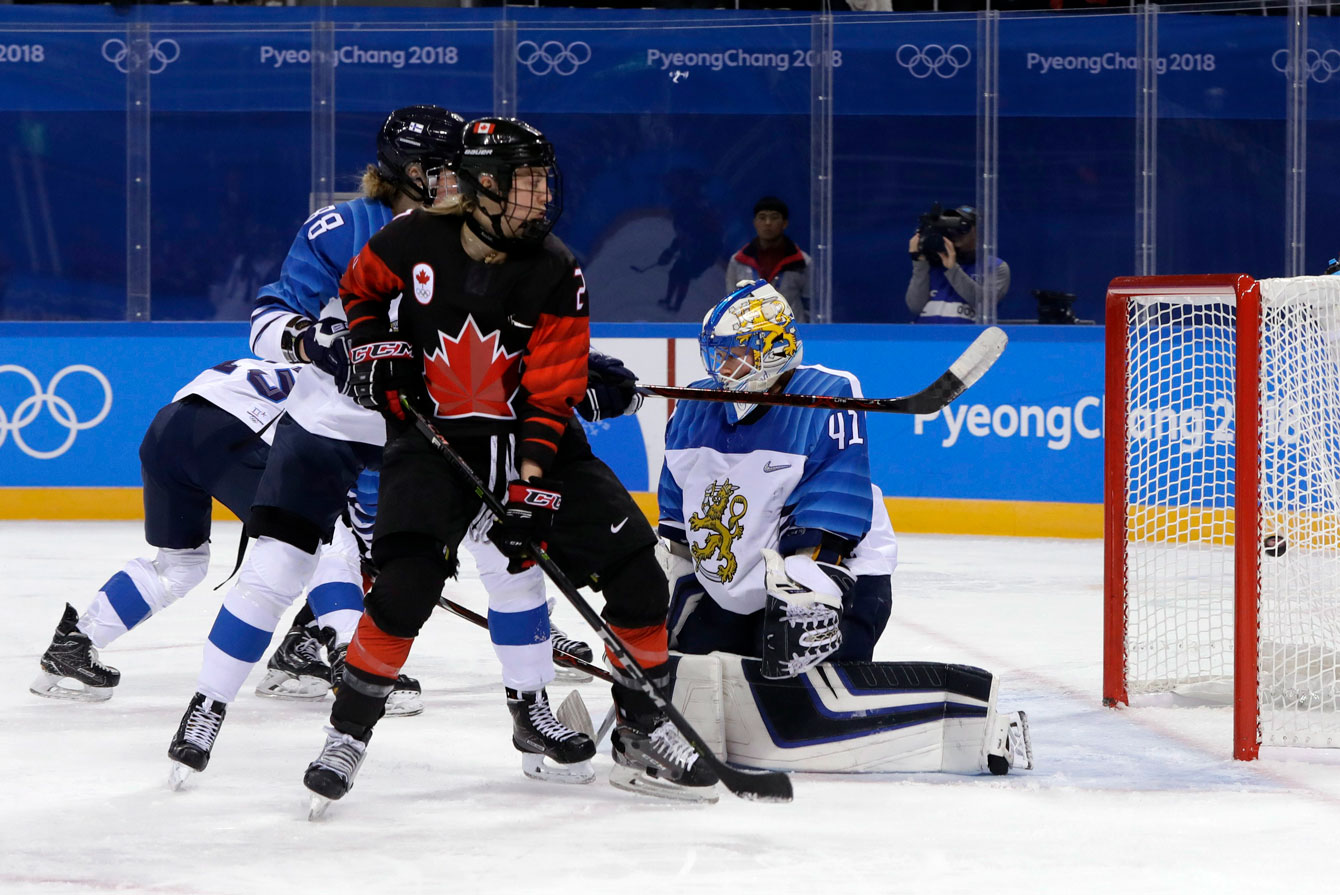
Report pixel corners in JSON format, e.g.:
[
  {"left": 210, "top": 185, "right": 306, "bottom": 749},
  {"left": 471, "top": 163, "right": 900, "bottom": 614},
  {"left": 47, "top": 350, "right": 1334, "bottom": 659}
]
[
  {"left": 101, "top": 38, "right": 181, "bottom": 75},
  {"left": 895, "top": 43, "right": 972, "bottom": 80},
  {"left": 516, "top": 40, "right": 591, "bottom": 77},
  {"left": 1272, "top": 48, "right": 1340, "bottom": 83},
  {"left": 0, "top": 365, "right": 113, "bottom": 459}
]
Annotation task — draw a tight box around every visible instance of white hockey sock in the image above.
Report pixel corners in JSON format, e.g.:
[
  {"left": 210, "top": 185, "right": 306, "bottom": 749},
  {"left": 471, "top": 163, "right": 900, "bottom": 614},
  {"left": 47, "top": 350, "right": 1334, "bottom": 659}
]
[
  {"left": 475, "top": 541, "right": 553, "bottom": 692},
  {"left": 197, "top": 537, "right": 318, "bottom": 704},
  {"left": 77, "top": 544, "right": 210, "bottom": 649},
  {"left": 306, "top": 521, "right": 364, "bottom": 646}
]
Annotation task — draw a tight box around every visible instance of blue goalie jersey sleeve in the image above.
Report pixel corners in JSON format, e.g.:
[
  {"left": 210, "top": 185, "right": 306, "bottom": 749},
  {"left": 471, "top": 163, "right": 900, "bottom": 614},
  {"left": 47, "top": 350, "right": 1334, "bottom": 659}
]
[{"left": 781, "top": 366, "right": 874, "bottom": 549}]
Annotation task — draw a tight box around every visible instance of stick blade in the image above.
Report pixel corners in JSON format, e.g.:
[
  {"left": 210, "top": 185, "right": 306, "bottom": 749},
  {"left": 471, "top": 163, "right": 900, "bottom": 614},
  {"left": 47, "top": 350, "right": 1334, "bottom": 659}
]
[
  {"left": 717, "top": 764, "right": 794, "bottom": 803},
  {"left": 949, "top": 325, "right": 1008, "bottom": 391}
]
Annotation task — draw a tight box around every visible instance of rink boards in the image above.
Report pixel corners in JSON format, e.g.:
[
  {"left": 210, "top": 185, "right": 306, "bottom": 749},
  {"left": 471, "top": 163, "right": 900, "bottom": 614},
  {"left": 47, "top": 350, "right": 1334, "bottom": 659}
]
[{"left": 0, "top": 322, "right": 1103, "bottom": 537}]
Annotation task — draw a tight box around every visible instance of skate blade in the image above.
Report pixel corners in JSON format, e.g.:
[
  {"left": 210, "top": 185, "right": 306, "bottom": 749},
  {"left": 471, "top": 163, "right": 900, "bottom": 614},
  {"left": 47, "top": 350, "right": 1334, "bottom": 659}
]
[
  {"left": 167, "top": 761, "right": 196, "bottom": 791},
  {"left": 384, "top": 692, "right": 424, "bottom": 718},
  {"left": 308, "top": 794, "right": 334, "bottom": 821},
  {"left": 553, "top": 664, "right": 593, "bottom": 683},
  {"left": 608, "top": 764, "right": 719, "bottom": 804},
  {"left": 253, "top": 670, "right": 331, "bottom": 701},
  {"left": 521, "top": 753, "right": 595, "bottom": 785},
  {"left": 29, "top": 671, "right": 114, "bottom": 703}
]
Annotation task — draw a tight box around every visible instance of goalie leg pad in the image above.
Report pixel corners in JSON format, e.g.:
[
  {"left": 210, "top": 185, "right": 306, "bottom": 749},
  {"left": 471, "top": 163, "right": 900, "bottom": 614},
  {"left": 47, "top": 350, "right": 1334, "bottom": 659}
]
[
  {"left": 719, "top": 656, "right": 1002, "bottom": 773},
  {"left": 666, "top": 652, "right": 726, "bottom": 759}
]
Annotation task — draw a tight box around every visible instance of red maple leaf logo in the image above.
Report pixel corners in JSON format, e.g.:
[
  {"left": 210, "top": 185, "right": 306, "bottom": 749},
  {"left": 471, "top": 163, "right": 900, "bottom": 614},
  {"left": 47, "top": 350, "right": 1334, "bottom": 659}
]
[
  {"left": 415, "top": 268, "right": 430, "bottom": 285},
  {"left": 423, "top": 316, "right": 523, "bottom": 419}
]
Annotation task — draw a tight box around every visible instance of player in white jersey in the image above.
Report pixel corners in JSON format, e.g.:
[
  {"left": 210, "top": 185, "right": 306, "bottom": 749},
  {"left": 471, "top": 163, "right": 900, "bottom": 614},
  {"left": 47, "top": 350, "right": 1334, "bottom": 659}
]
[
  {"left": 655, "top": 280, "right": 1032, "bottom": 775},
  {"left": 29, "top": 360, "right": 363, "bottom": 702}
]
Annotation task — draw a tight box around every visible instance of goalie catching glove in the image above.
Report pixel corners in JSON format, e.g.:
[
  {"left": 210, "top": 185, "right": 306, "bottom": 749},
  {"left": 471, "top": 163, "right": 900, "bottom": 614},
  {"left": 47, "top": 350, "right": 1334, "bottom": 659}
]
[{"left": 761, "top": 548, "right": 849, "bottom": 680}]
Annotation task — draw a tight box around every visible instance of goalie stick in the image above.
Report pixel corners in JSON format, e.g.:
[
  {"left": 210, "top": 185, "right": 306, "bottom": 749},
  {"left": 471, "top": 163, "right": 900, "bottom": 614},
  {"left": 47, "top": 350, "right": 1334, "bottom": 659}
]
[
  {"left": 639, "top": 325, "right": 1008, "bottom": 415},
  {"left": 435, "top": 595, "right": 613, "bottom": 683},
  {"left": 405, "top": 400, "right": 792, "bottom": 803}
]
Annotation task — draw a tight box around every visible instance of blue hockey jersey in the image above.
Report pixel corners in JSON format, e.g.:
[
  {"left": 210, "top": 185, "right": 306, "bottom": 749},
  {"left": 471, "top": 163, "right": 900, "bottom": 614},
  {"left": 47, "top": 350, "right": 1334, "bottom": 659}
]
[{"left": 250, "top": 197, "right": 396, "bottom": 360}]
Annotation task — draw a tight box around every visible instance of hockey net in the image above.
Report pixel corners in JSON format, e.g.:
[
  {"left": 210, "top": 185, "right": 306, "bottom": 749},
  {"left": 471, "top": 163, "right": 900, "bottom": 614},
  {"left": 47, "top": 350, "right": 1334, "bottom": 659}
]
[{"left": 1105, "top": 274, "right": 1340, "bottom": 759}]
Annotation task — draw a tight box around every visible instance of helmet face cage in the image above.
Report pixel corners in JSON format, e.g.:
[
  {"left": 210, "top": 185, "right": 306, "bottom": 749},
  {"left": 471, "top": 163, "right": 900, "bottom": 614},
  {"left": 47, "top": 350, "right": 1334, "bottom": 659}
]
[
  {"left": 457, "top": 118, "right": 563, "bottom": 249},
  {"left": 699, "top": 280, "right": 802, "bottom": 395},
  {"left": 376, "top": 105, "right": 465, "bottom": 207}
]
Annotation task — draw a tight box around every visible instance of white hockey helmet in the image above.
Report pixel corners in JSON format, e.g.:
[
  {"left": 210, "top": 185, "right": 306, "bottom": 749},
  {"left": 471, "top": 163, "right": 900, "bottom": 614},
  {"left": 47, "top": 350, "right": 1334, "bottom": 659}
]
[{"left": 699, "top": 280, "right": 802, "bottom": 417}]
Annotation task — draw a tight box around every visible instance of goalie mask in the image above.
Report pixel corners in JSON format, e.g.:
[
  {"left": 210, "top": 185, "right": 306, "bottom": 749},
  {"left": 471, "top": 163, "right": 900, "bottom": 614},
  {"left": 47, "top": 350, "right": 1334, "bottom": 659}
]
[
  {"left": 377, "top": 105, "right": 466, "bottom": 208},
  {"left": 456, "top": 117, "right": 562, "bottom": 253},
  {"left": 699, "top": 279, "right": 803, "bottom": 423}
]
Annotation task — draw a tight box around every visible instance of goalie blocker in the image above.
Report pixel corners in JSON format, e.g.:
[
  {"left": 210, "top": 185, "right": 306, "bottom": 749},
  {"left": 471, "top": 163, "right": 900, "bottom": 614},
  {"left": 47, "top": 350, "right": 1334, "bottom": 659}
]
[{"left": 669, "top": 652, "right": 1032, "bottom": 775}]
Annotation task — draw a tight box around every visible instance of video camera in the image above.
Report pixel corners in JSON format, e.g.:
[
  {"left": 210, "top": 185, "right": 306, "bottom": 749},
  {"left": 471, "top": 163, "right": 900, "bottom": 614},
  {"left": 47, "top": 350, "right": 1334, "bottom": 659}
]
[{"left": 912, "top": 202, "right": 977, "bottom": 268}]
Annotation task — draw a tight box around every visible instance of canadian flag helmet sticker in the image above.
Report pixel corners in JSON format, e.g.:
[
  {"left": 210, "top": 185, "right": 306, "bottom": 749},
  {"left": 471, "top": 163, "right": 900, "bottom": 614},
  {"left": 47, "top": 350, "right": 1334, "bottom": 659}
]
[{"left": 412, "top": 263, "right": 434, "bottom": 304}]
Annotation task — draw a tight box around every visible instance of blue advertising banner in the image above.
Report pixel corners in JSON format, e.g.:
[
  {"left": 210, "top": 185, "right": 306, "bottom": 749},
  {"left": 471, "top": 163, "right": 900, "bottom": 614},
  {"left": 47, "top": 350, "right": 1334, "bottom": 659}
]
[
  {"left": 0, "top": 8, "right": 1336, "bottom": 119},
  {"left": 0, "top": 323, "right": 1106, "bottom": 508}
]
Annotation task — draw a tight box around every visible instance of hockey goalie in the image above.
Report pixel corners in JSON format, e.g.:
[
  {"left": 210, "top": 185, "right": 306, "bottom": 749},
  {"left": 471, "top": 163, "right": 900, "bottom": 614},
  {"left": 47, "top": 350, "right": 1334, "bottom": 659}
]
[{"left": 656, "top": 280, "right": 1032, "bottom": 775}]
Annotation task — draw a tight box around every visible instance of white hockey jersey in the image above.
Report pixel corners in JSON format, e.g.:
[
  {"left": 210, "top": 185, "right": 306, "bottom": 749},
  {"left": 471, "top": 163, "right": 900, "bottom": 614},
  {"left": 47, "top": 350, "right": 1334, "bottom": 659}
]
[{"left": 172, "top": 358, "right": 303, "bottom": 445}]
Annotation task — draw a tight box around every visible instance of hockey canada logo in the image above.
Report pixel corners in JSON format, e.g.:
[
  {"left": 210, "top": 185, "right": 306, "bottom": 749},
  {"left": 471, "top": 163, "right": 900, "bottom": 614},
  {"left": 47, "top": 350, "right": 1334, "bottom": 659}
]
[
  {"left": 412, "top": 263, "right": 434, "bottom": 304},
  {"left": 422, "top": 316, "right": 522, "bottom": 420},
  {"left": 689, "top": 479, "right": 748, "bottom": 584}
]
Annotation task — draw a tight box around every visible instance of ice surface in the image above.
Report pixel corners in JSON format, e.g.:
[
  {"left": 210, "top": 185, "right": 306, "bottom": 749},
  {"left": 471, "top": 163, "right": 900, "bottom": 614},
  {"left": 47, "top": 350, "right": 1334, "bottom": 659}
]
[{"left": 4, "top": 521, "right": 1340, "bottom": 894}]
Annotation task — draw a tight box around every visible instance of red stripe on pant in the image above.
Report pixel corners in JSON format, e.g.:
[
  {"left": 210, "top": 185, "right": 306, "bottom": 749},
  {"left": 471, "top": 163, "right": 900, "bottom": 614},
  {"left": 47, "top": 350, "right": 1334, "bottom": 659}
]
[
  {"left": 605, "top": 623, "right": 669, "bottom": 671},
  {"left": 347, "top": 612, "right": 414, "bottom": 680}
]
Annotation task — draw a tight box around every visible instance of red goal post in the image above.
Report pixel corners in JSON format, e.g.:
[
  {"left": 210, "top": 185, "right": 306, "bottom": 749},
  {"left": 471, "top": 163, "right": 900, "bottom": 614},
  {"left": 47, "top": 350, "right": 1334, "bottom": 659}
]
[{"left": 1105, "top": 273, "right": 1340, "bottom": 761}]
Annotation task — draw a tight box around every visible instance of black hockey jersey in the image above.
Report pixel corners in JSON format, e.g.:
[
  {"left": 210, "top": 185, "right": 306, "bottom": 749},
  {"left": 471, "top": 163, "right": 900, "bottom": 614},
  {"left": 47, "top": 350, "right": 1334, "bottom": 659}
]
[{"left": 341, "top": 210, "right": 589, "bottom": 471}]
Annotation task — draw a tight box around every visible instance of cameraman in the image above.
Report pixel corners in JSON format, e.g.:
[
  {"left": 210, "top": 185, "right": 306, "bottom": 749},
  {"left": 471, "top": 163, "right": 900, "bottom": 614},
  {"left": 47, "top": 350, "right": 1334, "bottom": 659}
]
[{"left": 904, "top": 205, "right": 1010, "bottom": 324}]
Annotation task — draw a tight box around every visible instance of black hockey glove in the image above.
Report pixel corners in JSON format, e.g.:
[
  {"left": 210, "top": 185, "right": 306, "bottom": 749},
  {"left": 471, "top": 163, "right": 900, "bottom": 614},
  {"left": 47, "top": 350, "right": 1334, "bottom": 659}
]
[
  {"left": 576, "top": 351, "right": 644, "bottom": 422},
  {"left": 488, "top": 478, "right": 562, "bottom": 573},
  {"left": 303, "top": 318, "right": 353, "bottom": 392},
  {"left": 346, "top": 338, "right": 416, "bottom": 420}
]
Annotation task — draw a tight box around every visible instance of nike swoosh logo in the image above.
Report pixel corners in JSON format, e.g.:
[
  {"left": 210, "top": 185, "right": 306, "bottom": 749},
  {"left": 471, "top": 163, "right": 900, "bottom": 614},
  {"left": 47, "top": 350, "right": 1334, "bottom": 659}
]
[
  {"left": 610, "top": 517, "right": 629, "bottom": 533},
  {"left": 763, "top": 461, "right": 792, "bottom": 473}
]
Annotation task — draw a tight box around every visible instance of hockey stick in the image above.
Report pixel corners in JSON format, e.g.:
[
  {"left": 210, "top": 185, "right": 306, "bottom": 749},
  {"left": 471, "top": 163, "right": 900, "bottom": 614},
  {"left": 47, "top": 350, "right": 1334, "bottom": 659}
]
[
  {"left": 629, "top": 262, "right": 660, "bottom": 273},
  {"left": 406, "top": 401, "right": 792, "bottom": 803},
  {"left": 638, "top": 325, "right": 1008, "bottom": 415},
  {"left": 435, "top": 595, "right": 614, "bottom": 683}
]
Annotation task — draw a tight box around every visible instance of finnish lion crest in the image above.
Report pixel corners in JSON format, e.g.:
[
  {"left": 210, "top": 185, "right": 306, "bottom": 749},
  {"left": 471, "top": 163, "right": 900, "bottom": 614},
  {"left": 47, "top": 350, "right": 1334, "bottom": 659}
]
[{"left": 689, "top": 479, "right": 748, "bottom": 584}]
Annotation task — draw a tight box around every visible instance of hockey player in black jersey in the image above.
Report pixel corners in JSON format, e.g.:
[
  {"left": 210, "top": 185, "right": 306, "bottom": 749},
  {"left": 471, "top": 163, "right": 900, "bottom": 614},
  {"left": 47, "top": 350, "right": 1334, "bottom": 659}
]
[{"left": 303, "top": 117, "right": 717, "bottom": 815}]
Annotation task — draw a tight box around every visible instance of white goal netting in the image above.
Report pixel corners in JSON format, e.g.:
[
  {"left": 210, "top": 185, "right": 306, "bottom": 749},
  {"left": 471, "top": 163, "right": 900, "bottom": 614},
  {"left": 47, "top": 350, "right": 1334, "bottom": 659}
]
[{"left": 1120, "top": 276, "right": 1340, "bottom": 749}]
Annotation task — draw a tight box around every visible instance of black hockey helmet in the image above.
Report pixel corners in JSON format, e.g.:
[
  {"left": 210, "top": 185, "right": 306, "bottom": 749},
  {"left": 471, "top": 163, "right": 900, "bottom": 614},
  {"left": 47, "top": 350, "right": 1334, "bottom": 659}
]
[
  {"left": 376, "top": 105, "right": 466, "bottom": 207},
  {"left": 456, "top": 117, "right": 562, "bottom": 251}
]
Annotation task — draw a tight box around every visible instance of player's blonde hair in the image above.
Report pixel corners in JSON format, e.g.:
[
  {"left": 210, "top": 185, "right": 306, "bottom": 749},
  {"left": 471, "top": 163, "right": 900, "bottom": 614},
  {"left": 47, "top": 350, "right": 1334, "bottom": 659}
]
[
  {"left": 363, "top": 163, "right": 465, "bottom": 215},
  {"left": 360, "top": 165, "right": 398, "bottom": 204}
]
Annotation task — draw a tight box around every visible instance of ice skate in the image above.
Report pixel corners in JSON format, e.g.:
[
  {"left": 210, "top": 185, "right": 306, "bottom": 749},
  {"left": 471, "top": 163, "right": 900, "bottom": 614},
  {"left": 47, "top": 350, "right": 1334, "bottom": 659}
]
[
  {"left": 385, "top": 674, "right": 424, "bottom": 718},
  {"left": 304, "top": 726, "right": 370, "bottom": 819},
  {"left": 550, "top": 621, "right": 594, "bottom": 683},
  {"left": 29, "top": 604, "right": 120, "bottom": 702},
  {"left": 507, "top": 687, "right": 596, "bottom": 784},
  {"left": 985, "top": 710, "right": 1033, "bottom": 775},
  {"left": 167, "top": 692, "right": 227, "bottom": 790},
  {"left": 254, "top": 623, "right": 331, "bottom": 700},
  {"left": 609, "top": 714, "right": 719, "bottom": 803}
]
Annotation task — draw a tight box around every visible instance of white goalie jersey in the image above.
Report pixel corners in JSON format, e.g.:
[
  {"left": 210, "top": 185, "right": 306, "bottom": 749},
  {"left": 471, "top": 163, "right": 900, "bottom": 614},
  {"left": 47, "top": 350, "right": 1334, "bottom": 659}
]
[{"left": 658, "top": 365, "right": 890, "bottom": 615}]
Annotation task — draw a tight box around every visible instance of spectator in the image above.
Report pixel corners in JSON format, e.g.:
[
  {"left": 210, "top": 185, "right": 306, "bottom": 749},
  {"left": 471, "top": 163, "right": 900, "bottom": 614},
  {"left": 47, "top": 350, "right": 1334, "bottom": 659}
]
[
  {"left": 725, "top": 196, "right": 812, "bottom": 321},
  {"left": 905, "top": 204, "right": 1009, "bottom": 324}
]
